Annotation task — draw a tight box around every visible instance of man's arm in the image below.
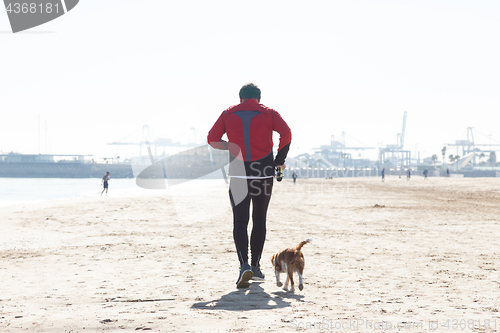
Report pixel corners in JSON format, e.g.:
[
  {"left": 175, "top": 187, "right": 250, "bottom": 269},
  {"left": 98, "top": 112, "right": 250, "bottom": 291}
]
[
  {"left": 207, "top": 111, "right": 228, "bottom": 150},
  {"left": 272, "top": 110, "right": 291, "bottom": 166}
]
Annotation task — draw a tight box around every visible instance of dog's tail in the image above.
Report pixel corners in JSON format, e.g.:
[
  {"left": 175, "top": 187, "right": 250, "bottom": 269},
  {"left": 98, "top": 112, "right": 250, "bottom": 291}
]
[{"left": 295, "top": 239, "right": 312, "bottom": 252}]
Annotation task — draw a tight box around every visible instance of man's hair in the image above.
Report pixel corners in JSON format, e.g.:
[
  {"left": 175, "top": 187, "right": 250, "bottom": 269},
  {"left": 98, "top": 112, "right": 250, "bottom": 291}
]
[{"left": 239, "top": 83, "right": 261, "bottom": 100}]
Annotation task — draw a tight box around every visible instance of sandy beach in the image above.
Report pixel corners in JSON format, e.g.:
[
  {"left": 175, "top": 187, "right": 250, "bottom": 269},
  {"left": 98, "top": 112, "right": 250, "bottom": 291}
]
[{"left": 1, "top": 176, "right": 500, "bottom": 332}]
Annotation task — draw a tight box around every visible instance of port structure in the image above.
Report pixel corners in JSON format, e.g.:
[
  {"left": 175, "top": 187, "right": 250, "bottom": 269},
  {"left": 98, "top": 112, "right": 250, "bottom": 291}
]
[
  {"left": 108, "top": 125, "right": 201, "bottom": 157},
  {"left": 446, "top": 127, "right": 500, "bottom": 166},
  {"left": 379, "top": 111, "right": 411, "bottom": 169},
  {"left": 312, "top": 131, "right": 375, "bottom": 168}
]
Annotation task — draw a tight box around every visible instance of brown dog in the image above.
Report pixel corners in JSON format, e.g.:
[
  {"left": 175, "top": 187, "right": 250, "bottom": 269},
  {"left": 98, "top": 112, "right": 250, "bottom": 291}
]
[{"left": 271, "top": 239, "right": 311, "bottom": 292}]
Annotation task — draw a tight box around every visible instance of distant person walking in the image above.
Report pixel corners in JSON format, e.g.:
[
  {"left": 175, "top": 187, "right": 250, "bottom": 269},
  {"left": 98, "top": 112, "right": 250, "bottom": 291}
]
[
  {"left": 381, "top": 168, "right": 385, "bottom": 182},
  {"left": 292, "top": 171, "right": 297, "bottom": 184},
  {"left": 446, "top": 168, "right": 450, "bottom": 178},
  {"left": 406, "top": 169, "right": 411, "bottom": 180},
  {"left": 423, "top": 168, "right": 428, "bottom": 180},
  {"left": 101, "top": 172, "right": 110, "bottom": 195}
]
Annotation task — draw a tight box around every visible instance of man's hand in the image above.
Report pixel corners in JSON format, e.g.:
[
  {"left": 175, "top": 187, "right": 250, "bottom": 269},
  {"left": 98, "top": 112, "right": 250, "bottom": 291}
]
[{"left": 276, "top": 164, "right": 286, "bottom": 170}]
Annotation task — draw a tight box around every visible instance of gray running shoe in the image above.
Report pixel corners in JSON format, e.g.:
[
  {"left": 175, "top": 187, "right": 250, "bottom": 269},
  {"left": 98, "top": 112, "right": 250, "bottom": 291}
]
[
  {"left": 236, "top": 263, "right": 253, "bottom": 288},
  {"left": 251, "top": 265, "right": 265, "bottom": 281}
]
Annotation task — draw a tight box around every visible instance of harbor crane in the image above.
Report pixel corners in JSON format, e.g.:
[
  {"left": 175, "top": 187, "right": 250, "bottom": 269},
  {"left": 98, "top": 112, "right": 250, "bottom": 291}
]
[
  {"left": 446, "top": 127, "right": 500, "bottom": 165},
  {"left": 315, "top": 131, "right": 375, "bottom": 167},
  {"left": 379, "top": 111, "right": 411, "bottom": 168}
]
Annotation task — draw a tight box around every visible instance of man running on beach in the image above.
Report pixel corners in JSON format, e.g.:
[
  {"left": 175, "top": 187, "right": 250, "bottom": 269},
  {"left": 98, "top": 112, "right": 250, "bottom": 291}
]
[
  {"left": 207, "top": 83, "right": 291, "bottom": 288},
  {"left": 101, "top": 172, "right": 110, "bottom": 195},
  {"left": 381, "top": 168, "right": 385, "bottom": 182}
]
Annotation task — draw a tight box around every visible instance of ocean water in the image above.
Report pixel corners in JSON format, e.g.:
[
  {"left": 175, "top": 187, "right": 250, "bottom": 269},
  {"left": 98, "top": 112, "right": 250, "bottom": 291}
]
[
  {"left": 0, "top": 178, "right": 144, "bottom": 207},
  {"left": 0, "top": 177, "right": 230, "bottom": 208}
]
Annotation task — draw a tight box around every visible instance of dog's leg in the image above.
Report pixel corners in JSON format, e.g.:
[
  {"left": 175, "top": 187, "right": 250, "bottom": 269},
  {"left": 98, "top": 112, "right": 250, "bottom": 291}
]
[
  {"left": 298, "top": 270, "right": 304, "bottom": 291},
  {"left": 281, "top": 261, "right": 289, "bottom": 290},
  {"left": 275, "top": 269, "right": 282, "bottom": 287},
  {"left": 288, "top": 270, "right": 295, "bottom": 293},
  {"left": 283, "top": 274, "right": 289, "bottom": 291},
  {"left": 273, "top": 255, "right": 283, "bottom": 287}
]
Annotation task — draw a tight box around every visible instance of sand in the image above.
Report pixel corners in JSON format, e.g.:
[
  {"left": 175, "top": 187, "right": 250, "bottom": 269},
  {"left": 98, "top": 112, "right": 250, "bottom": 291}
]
[{"left": 1, "top": 176, "right": 500, "bottom": 332}]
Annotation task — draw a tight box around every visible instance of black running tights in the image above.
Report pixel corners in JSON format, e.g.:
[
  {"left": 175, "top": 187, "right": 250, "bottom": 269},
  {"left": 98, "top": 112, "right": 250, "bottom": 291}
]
[{"left": 229, "top": 177, "right": 273, "bottom": 267}]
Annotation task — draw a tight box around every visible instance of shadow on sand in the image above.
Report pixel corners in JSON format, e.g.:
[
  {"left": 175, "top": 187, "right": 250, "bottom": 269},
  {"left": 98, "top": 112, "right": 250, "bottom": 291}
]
[{"left": 191, "top": 282, "right": 304, "bottom": 311}]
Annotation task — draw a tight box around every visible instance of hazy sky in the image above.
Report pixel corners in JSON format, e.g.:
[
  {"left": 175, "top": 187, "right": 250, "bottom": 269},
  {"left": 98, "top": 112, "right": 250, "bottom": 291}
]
[{"left": 1, "top": 0, "right": 499, "bottom": 161}]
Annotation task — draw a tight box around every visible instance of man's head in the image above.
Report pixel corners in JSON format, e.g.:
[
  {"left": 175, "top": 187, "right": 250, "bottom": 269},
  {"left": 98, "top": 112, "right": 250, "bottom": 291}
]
[{"left": 239, "top": 83, "right": 261, "bottom": 102}]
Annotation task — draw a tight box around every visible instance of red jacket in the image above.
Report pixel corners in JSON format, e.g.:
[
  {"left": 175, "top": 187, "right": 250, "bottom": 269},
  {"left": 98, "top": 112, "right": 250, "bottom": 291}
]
[{"left": 207, "top": 99, "right": 291, "bottom": 177}]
